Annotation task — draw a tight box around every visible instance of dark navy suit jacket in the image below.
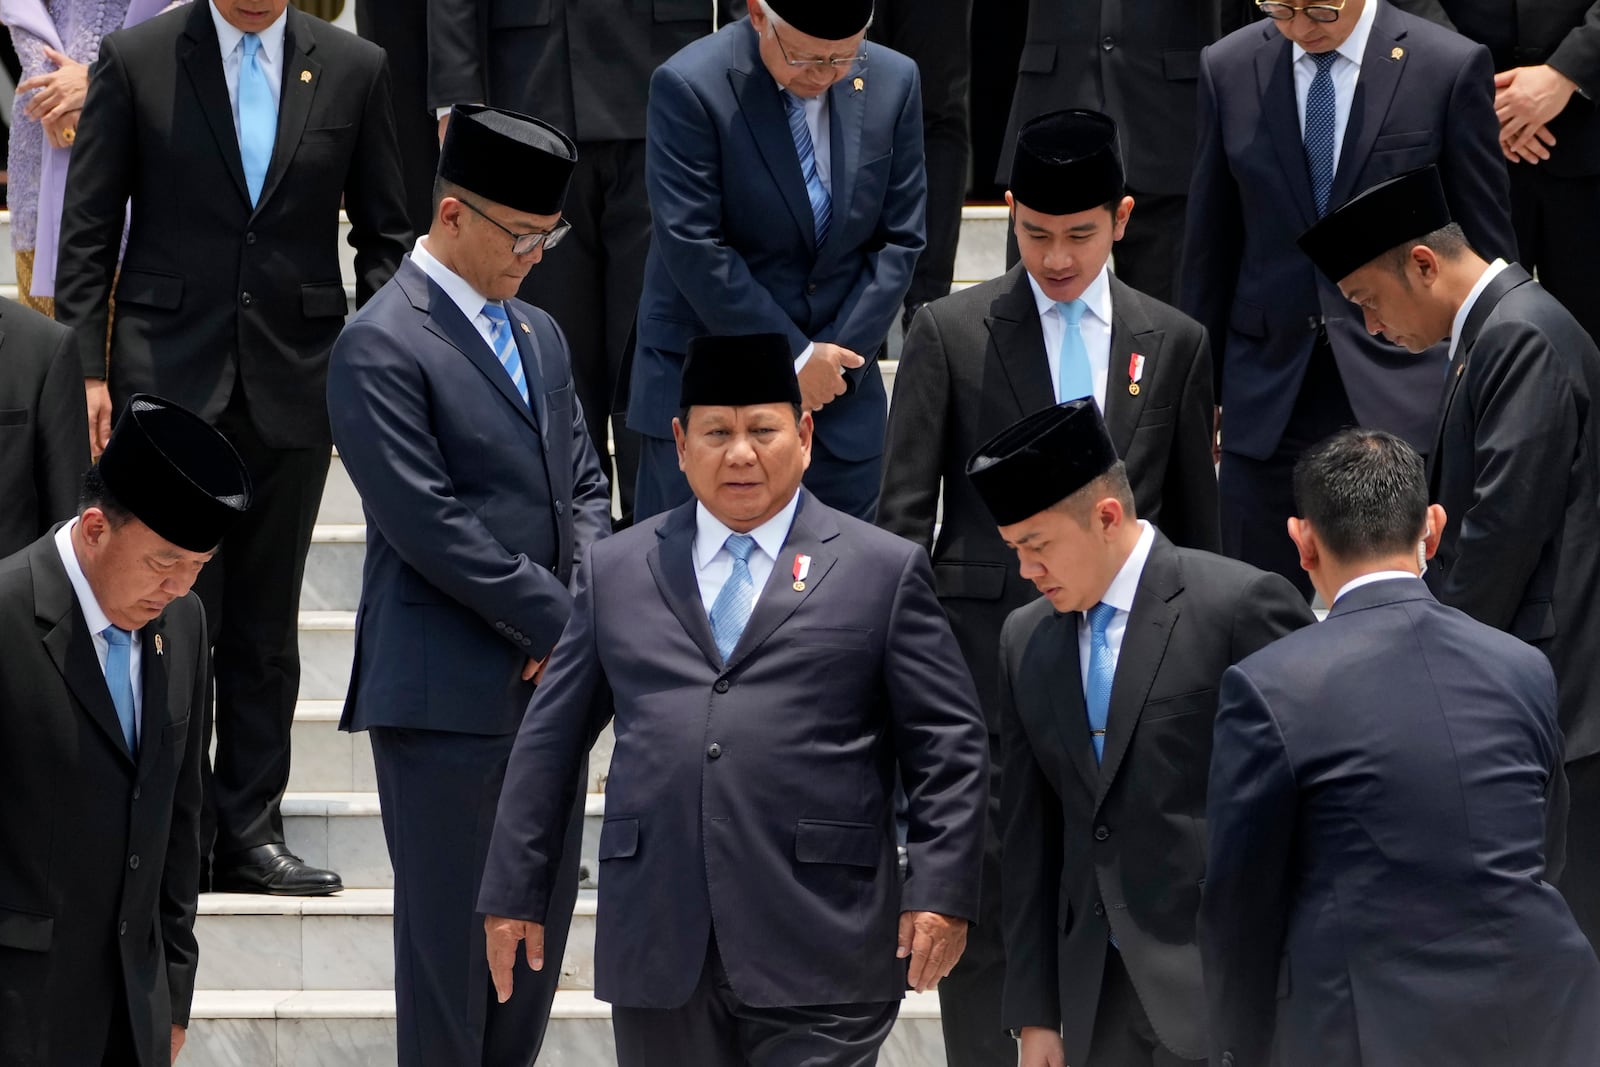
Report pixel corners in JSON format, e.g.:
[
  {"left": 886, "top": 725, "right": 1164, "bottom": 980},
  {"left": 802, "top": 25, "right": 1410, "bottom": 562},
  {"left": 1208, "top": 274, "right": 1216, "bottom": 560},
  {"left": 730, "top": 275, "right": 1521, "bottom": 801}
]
[
  {"left": 1203, "top": 578, "right": 1600, "bottom": 1067},
  {"left": 327, "top": 257, "right": 611, "bottom": 736},
  {"left": 1180, "top": 5, "right": 1515, "bottom": 458},
  {"left": 477, "top": 492, "right": 989, "bottom": 1009},
  {"left": 629, "top": 19, "right": 926, "bottom": 461}
]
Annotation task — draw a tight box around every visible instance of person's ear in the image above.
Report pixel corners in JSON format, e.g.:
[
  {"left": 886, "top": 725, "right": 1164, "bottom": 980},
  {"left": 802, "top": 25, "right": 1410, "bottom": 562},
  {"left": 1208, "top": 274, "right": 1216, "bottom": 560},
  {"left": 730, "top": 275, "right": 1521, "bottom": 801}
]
[
  {"left": 1422, "top": 503, "right": 1447, "bottom": 560},
  {"left": 672, "top": 416, "right": 689, "bottom": 472},
  {"left": 1287, "top": 516, "right": 1319, "bottom": 575}
]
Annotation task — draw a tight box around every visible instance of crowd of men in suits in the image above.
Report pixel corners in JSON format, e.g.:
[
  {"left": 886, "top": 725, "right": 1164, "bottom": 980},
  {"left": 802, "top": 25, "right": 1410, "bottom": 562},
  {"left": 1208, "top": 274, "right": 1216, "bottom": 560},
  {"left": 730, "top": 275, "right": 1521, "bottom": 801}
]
[{"left": 6, "top": 0, "right": 1600, "bottom": 1064}]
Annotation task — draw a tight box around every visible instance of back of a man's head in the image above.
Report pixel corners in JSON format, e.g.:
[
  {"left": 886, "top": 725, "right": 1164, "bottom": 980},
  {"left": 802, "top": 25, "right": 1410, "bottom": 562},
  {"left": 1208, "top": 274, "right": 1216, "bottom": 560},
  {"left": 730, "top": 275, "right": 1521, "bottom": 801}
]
[{"left": 1293, "top": 430, "right": 1429, "bottom": 563}]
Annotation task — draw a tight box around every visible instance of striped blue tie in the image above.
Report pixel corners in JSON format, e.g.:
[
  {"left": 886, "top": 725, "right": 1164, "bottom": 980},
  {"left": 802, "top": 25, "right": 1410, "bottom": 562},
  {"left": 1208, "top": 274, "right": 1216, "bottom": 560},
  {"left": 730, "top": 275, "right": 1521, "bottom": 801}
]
[
  {"left": 102, "top": 625, "right": 138, "bottom": 756},
  {"left": 710, "top": 534, "right": 757, "bottom": 661},
  {"left": 481, "top": 303, "right": 529, "bottom": 407},
  {"left": 1085, "top": 602, "right": 1117, "bottom": 763},
  {"left": 238, "top": 33, "right": 277, "bottom": 206},
  {"left": 783, "top": 91, "right": 832, "bottom": 246},
  {"left": 1056, "top": 299, "right": 1094, "bottom": 403},
  {"left": 1305, "top": 51, "right": 1339, "bottom": 217}
]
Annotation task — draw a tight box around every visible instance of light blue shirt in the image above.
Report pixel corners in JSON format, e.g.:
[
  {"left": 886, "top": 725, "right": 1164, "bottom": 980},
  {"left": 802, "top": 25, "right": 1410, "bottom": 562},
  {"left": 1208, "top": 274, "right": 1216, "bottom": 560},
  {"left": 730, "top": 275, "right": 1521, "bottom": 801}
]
[
  {"left": 54, "top": 519, "right": 143, "bottom": 734},
  {"left": 209, "top": 0, "right": 286, "bottom": 137},
  {"left": 694, "top": 491, "right": 802, "bottom": 616}
]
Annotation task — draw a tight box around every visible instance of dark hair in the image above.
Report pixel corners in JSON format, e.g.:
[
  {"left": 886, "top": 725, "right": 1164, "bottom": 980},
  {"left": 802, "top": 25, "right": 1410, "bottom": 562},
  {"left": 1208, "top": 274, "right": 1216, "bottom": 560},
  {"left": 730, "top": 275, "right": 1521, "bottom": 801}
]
[
  {"left": 432, "top": 176, "right": 467, "bottom": 213},
  {"left": 78, "top": 463, "right": 134, "bottom": 527},
  {"left": 1053, "top": 460, "right": 1136, "bottom": 526},
  {"left": 1293, "top": 429, "right": 1428, "bottom": 561},
  {"left": 677, "top": 403, "right": 804, "bottom": 428},
  {"left": 1382, "top": 222, "right": 1472, "bottom": 277}
]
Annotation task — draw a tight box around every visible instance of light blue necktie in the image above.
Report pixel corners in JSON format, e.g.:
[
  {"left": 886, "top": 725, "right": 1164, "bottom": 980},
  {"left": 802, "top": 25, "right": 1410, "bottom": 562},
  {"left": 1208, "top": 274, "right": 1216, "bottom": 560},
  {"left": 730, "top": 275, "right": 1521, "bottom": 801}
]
[
  {"left": 710, "top": 534, "right": 757, "bottom": 661},
  {"left": 1085, "top": 602, "right": 1117, "bottom": 763},
  {"left": 1304, "top": 51, "right": 1339, "bottom": 217},
  {"left": 238, "top": 33, "right": 277, "bottom": 207},
  {"left": 102, "top": 625, "right": 138, "bottom": 756},
  {"left": 481, "top": 303, "right": 530, "bottom": 407},
  {"left": 1056, "top": 299, "right": 1094, "bottom": 403},
  {"left": 783, "top": 91, "right": 832, "bottom": 246}
]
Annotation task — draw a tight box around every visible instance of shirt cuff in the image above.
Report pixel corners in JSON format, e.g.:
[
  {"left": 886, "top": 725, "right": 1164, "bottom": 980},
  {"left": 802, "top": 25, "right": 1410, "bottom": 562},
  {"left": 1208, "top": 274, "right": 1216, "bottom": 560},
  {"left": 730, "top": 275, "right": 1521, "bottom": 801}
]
[{"left": 794, "top": 342, "right": 815, "bottom": 373}]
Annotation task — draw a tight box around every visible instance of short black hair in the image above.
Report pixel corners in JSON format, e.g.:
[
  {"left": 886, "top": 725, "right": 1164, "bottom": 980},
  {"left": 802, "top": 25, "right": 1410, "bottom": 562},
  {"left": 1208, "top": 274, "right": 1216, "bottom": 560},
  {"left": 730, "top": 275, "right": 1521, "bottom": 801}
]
[
  {"left": 1053, "top": 460, "right": 1136, "bottom": 526},
  {"left": 1382, "top": 222, "right": 1472, "bottom": 276},
  {"left": 78, "top": 463, "right": 134, "bottom": 527},
  {"left": 1293, "top": 429, "right": 1428, "bottom": 561},
  {"left": 432, "top": 176, "right": 468, "bottom": 212}
]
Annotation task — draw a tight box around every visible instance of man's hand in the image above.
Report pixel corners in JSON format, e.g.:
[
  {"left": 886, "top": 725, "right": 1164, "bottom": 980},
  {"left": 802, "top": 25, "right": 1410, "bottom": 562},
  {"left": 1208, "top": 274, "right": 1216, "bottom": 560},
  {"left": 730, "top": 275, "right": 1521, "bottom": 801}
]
[
  {"left": 40, "top": 107, "right": 82, "bottom": 150},
  {"left": 1503, "top": 123, "right": 1557, "bottom": 164},
  {"left": 522, "top": 654, "right": 549, "bottom": 683},
  {"left": 170, "top": 1024, "right": 186, "bottom": 1064},
  {"left": 1019, "top": 1026, "right": 1066, "bottom": 1067},
  {"left": 1496, "top": 65, "right": 1578, "bottom": 161},
  {"left": 797, "top": 342, "right": 866, "bottom": 411},
  {"left": 85, "top": 379, "right": 112, "bottom": 459},
  {"left": 485, "top": 915, "right": 545, "bottom": 1004},
  {"left": 18, "top": 48, "right": 88, "bottom": 126},
  {"left": 896, "top": 910, "right": 967, "bottom": 993}
]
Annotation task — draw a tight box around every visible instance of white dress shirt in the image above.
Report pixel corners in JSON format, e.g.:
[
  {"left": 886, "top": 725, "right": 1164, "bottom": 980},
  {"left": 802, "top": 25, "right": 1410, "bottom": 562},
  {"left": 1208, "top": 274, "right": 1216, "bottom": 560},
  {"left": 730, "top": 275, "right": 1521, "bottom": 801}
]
[
  {"left": 693, "top": 492, "right": 802, "bottom": 616},
  {"left": 1027, "top": 265, "right": 1115, "bottom": 412},
  {"left": 209, "top": 1, "right": 287, "bottom": 139},
  {"left": 1292, "top": 0, "right": 1379, "bottom": 175},
  {"left": 1333, "top": 569, "right": 1417, "bottom": 604},
  {"left": 411, "top": 237, "right": 503, "bottom": 353},
  {"left": 1447, "top": 258, "right": 1511, "bottom": 364},
  {"left": 1077, "top": 520, "right": 1157, "bottom": 694},
  {"left": 55, "top": 520, "right": 143, "bottom": 734}
]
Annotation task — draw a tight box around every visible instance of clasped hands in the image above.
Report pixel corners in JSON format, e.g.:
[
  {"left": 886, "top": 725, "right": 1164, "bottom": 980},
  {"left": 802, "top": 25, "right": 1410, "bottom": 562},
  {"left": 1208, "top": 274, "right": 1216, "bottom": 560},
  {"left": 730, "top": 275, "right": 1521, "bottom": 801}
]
[
  {"left": 1495, "top": 64, "right": 1579, "bottom": 165},
  {"left": 17, "top": 47, "right": 88, "bottom": 150}
]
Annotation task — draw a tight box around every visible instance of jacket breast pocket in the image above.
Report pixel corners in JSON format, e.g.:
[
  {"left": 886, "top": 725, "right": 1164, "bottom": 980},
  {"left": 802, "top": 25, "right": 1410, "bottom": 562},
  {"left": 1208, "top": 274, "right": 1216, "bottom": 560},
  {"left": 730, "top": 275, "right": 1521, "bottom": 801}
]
[
  {"left": 302, "top": 283, "right": 349, "bottom": 320},
  {"left": 1162, "top": 50, "right": 1200, "bottom": 81},
  {"left": 162, "top": 717, "right": 189, "bottom": 747},
  {"left": 0, "top": 408, "right": 28, "bottom": 427},
  {"left": 0, "top": 905, "right": 52, "bottom": 952},
  {"left": 787, "top": 626, "right": 871, "bottom": 652},
  {"left": 1228, "top": 300, "right": 1267, "bottom": 340},
  {"left": 1371, "top": 130, "right": 1433, "bottom": 154},
  {"left": 1017, "top": 42, "right": 1057, "bottom": 74},
  {"left": 1511, "top": 598, "right": 1557, "bottom": 643},
  {"left": 599, "top": 816, "right": 639, "bottom": 861},
  {"left": 491, "top": 0, "right": 550, "bottom": 26},
  {"left": 934, "top": 561, "right": 1007, "bottom": 601},
  {"left": 795, "top": 819, "right": 880, "bottom": 869},
  {"left": 300, "top": 124, "right": 352, "bottom": 146},
  {"left": 1143, "top": 688, "right": 1216, "bottom": 722},
  {"left": 116, "top": 269, "right": 184, "bottom": 311}
]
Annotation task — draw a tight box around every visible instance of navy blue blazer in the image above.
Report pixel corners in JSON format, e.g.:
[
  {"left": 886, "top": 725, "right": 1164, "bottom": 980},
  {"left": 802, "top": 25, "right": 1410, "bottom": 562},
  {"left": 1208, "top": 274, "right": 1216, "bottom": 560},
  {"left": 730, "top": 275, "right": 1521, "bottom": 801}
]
[
  {"left": 1180, "top": 6, "right": 1515, "bottom": 459},
  {"left": 628, "top": 19, "right": 926, "bottom": 461},
  {"left": 1203, "top": 578, "right": 1600, "bottom": 1067},
  {"left": 477, "top": 492, "right": 989, "bottom": 1009},
  {"left": 327, "top": 257, "right": 611, "bottom": 736}
]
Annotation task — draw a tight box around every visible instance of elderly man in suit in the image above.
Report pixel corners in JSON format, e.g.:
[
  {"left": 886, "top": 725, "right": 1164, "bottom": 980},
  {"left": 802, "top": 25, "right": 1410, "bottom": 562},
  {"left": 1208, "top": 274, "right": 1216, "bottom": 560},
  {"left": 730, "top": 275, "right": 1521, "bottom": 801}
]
[
  {"left": 969, "top": 400, "right": 1312, "bottom": 1067},
  {"left": 55, "top": 0, "right": 411, "bottom": 895},
  {"left": 630, "top": 0, "right": 926, "bottom": 522},
  {"left": 1180, "top": 0, "right": 1514, "bottom": 595},
  {"left": 1298, "top": 165, "right": 1600, "bottom": 948},
  {"left": 1204, "top": 428, "right": 1600, "bottom": 1067},
  {"left": 478, "top": 334, "right": 989, "bottom": 1066},
  {"left": 0, "top": 295, "right": 88, "bottom": 559},
  {"left": 0, "top": 396, "right": 250, "bottom": 1066},
  {"left": 327, "top": 106, "right": 611, "bottom": 1067},
  {"left": 879, "top": 108, "right": 1218, "bottom": 1067}
]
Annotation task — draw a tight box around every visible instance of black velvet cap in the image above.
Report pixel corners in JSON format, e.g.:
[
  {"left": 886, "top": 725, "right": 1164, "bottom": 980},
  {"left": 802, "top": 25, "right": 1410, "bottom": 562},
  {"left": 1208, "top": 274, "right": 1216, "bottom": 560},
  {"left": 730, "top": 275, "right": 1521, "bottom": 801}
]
[
  {"left": 1009, "top": 110, "right": 1125, "bottom": 216},
  {"left": 767, "top": 0, "right": 873, "bottom": 40},
  {"left": 966, "top": 400, "right": 1120, "bottom": 526},
  {"left": 680, "top": 334, "right": 803, "bottom": 409},
  {"left": 1298, "top": 166, "right": 1454, "bottom": 282},
  {"left": 97, "top": 394, "right": 251, "bottom": 552},
  {"left": 438, "top": 104, "right": 576, "bottom": 216}
]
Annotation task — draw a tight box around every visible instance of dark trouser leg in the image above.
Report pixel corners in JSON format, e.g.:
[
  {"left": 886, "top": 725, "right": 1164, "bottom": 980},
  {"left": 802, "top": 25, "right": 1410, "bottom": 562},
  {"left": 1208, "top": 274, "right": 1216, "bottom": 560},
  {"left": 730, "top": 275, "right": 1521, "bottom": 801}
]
[
  {"left": 804, "top": 433, "right": 883, "bottom": 522},
  {"left": 198, "top": 392, "right": 330, "bottom": 857},
  {"left": 1510, "top": 164, "right": 1600, "bottom": 346},
  {"left": 613, "top": 939, "right": 746, "bottom": 1067},
  {"left": 634, "top": 434, "right": 695, "bottom": 523},
  {"left": 370, "top": 727, "right": 584, "bottom": 1067},
  {"left": 1110, "top": 191, "right": 1187, "bottom": 307},
  {"left": 1559, "top": 754, "right": 1600, "bottom": 951},
  {"left": 355, "top": 0, "right": 437, "bottom": 237},
  {"left": 1087, "top": 951, "right": 1205, "bottom": 1067}
]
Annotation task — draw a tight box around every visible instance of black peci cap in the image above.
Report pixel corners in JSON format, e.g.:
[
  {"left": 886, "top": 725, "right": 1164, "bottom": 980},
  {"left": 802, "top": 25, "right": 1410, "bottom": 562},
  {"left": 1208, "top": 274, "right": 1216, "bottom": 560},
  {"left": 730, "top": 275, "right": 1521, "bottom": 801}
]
[{"left": 966, "top": 400, "right": 1120, "bottom": 526}]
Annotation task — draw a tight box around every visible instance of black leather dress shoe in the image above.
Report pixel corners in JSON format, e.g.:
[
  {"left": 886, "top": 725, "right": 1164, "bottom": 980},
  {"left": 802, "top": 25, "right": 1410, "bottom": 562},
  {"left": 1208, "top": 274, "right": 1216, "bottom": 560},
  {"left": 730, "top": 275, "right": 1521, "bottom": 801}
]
[{"left": 212, "top": 844, "right": 343, "bottom": 896}]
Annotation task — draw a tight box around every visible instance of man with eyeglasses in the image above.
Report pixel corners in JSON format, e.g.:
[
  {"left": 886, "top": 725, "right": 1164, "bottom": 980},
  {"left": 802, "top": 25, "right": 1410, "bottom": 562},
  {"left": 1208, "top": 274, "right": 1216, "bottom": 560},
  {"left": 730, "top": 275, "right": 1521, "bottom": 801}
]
[
  {"left": 1179, "top": 0, "right": 1514, "bottom": 598},
  {"left": 327, "top": 104, "right": 612, "bottom": 1067},
  {"left": 629, "top": 0, "right": 926, "bottom": 524}
]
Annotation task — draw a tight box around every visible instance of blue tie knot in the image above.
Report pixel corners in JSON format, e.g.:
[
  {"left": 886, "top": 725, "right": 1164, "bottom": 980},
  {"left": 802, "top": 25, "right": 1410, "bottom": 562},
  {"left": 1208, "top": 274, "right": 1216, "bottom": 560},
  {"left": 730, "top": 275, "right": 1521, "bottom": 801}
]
[
  {"left": 242, "top": 32, "right": 261, "bottom": 60},
  {"left": 783, "top": 90, "right": 804, "bottom": 115},
  {"left": 103, "top": 625, "right": 132, "bottom": 647},
  {"left": 1087, "top": 601, "right": 1117, "bottom": 637},
  {"left": 1057, "top": 299, "right": 1088, "bottom": 328},
  {"left": 483, "top": 302, "right": 509, "bottom": 327},
  {"left": 724, "top": 533, "right": 756, "bottom": 564},
  {"left": 1313, "top": 50, "right": 1338, "bottom": 73}
]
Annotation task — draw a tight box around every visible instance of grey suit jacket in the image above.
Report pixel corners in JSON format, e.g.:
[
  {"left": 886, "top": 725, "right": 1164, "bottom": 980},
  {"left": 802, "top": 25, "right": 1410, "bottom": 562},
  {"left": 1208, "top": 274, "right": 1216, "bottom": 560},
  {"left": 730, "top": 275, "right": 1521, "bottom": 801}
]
[{"left": 0, "top": 297, "right": 87, "bottom": 559}]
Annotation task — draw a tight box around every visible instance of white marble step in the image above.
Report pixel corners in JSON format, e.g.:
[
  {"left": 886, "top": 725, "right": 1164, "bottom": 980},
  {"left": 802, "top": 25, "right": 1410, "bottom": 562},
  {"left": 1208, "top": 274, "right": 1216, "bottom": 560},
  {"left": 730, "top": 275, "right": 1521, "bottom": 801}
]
[
  {"left": 183, "top": 988, "right": 952, "bottom": 1067},
  {"left": 300, "top": 525, "right": 366, "bottom": 613},
  {"left": 296, "top": 611, "right": 356, "bottom": 702}
]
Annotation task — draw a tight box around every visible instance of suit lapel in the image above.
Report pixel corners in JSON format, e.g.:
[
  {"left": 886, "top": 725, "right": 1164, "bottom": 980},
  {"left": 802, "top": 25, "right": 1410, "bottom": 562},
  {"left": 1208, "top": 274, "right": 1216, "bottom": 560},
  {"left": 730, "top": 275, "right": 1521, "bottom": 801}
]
[
  {"left": 504, "top": 304, "right": 549, "bottom": 437},
  {"left": 1427, "top": 265, "right": 1529, "bottom": 491},
  {"left": 1328, "top": 9, "right": 1408, "bottom": 208},
  {"left": 1101, "top": 277, "right": 1162, "bottom": 458},
  {"left": 180, "top": 3, "right": 250, "bottom": 206},
  {"left": 33, "top": 538, "right": 136, "bottom": 765},
  {"left": 1256, "top": 31, "right": 1317, "bottom": 231},
  {"left": 730, "top": 34, "right": 816, "bottom": 249},
  {"left": 136, "top": 615, "right": 170, "bottom": 781},
  {"left": 256, "top": 9, "right": 320, "bottom": 215},
  {"left": 821, "top": 71, "right": 864, "bottom": 255},
  {"left": 647, "top": 503, "right": 724, "bottom": 672},
  {"left": 1096, "top": 536, "right": 1182, "bottom": 809},
  {"left": 987, "top": 267, "right": 1057, "bottom": 416},
  {"left": 726, "top": 493, "right": 840, "bottom": 671},
  {"left": 1037, "top": 613, "right": 1101, "bottom": 798}
]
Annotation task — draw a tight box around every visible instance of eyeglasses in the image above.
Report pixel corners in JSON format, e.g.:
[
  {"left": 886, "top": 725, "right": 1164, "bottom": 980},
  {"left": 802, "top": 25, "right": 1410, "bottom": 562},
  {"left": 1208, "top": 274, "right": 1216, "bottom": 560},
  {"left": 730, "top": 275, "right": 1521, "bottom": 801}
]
[
  {"left": 770, "top": 24, "right": 866, "bottom": 71},
  {"left": 456, "top": 196, "right": 571, "bottom": 255},
  {"left": 1256, "top": 0, "right": 1347, "bottom": 22}
]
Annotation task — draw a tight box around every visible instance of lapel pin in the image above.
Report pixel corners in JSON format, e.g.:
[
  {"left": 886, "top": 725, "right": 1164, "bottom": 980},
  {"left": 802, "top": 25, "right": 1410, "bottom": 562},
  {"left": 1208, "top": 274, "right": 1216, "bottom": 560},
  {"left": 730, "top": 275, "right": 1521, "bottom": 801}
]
[
  {"left": 300, "top": 69, "right": 312, "bottom": 83},
  {"left": 1456, "top": 361, "right": 1466, "bottom": 378},
  {"left": 520, "top": 321, "right": 531, "bottom": 334},
  {"left": 792, "top": 553, "right": 811, "bottom": 592},
  {"left": 1128, "top": 352, "right": 1145, "bottom": 397},
  {"left": 852, "top": 77, "right": 864, "bottom": 93},
  {"left": 153, "top": 634, "right": 164, "bottom": 656},
  {"left": 1390, "top": 46, "right": 1404, "bottom": 61}
]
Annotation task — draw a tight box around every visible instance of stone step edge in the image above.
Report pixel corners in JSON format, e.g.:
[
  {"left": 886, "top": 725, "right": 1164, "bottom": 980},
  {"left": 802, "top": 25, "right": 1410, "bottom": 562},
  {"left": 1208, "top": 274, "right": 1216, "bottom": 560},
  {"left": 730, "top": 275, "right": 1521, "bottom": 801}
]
[
  {"left": 310, "top": 524, "right": 366, "bottom": 543},
  {"left": 282, "top": 792, "right": 605, "bottom": 818},
  {"left": 196, "top": 889, "right": 598, "bottom": 918}
]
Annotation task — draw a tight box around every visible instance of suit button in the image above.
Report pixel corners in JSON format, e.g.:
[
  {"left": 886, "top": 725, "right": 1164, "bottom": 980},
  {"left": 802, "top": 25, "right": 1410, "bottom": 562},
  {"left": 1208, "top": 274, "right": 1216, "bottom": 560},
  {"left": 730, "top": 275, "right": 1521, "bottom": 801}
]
[
  {"left": 1094, "top": 825, "right": 1110, "bottom": 841},
  {"left": 132, "top": 787, "right": 140, "bottom": 800},
  {"left": 1101, "top": 35, "right": 1115, "bottom": 51},
  {"left": 707, "top": 743, "right": 722, "bottom": 759},
  {"left": 1093, "top": 901, "right": 1105, "bottom": 917},
  {"left": 119, "top": 921, "right": 128, "bottom": 936},
  {"left": 806, "top": 283, "right": 818, "bottom": 294},
  {"left": 713, "top": 679, "right": 730, "bottom": 694},
  {"left": 246, "top": 232, "right": 257, "bottom": 245},
  {"left": 495, "top": 621, "right": 507, "bottom": 631},
  {"left": 129, "top": 854, "right": 140, "bottom": 870},
  {"left": 1222, "top": 1054, "right": 1235, "bottom": 1067},
  {"left": 241, "top": 291, "right": 253, "bottom": 307},
  {"left": 555, "top": 501, "right": 566, "bottom": 516}
]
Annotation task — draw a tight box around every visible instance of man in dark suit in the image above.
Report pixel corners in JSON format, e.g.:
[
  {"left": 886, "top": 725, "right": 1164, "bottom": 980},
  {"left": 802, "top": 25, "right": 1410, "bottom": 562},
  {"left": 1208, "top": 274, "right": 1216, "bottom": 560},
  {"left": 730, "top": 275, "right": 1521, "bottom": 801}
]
[
  {"left": 1392, "top": 0, "right": 1600, "bottom": 346},
  {"left": 427, "top": 0, "right": 722, "bottom": 527},
  {"left": 879, "top": 108, "right": 1218, "bottom": 1067},
  {"left": 327, "top": 106, "right": 611, "bottom": 1067},
  {"left": 999, "top": 1, "right": 1255, "bottom": 303},
  {"left": 1299, "top": 164, "right": 1600, "bottom": 947},
  {"left": 0, "top": 396, "right": 250, "bottom": 1067},
  {"left": 630, "top": 0, "right": 926, "bottom": 522},
  {"left": 0, "top": 294, "right": 88, "bottom": 559},
  {"left": 1180, "top": 0, "right": 1514, "bottom": 595},
  {"left": 478, "top": 334, "right": 989, "bottom": 1065},
  {"left": 354, "top": 0, "right": 436, "bottom": 236},
  {"left": 55, "top": 0, "right": 411, "bottom": 894},
  {"left": 1204, "top": 428, "right": 1600, "bottom": 1067},
  {"left": 968, "top": 400, "right": 1312, "bottom": 1067}
]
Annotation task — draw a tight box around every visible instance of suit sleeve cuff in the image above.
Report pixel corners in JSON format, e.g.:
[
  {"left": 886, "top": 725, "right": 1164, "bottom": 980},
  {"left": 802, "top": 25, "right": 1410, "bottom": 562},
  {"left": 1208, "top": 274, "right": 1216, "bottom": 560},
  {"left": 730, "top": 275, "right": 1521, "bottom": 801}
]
[{"left": 794, "top": 342, "right": 815, "bottom": 373}]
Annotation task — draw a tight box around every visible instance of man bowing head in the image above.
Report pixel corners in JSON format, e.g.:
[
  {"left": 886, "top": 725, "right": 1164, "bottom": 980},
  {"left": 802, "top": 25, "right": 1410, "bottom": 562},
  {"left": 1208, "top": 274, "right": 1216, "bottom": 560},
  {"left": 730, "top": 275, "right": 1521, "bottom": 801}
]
[{"left": 479, "top": 332, "right": 990, "bottom": 1066}]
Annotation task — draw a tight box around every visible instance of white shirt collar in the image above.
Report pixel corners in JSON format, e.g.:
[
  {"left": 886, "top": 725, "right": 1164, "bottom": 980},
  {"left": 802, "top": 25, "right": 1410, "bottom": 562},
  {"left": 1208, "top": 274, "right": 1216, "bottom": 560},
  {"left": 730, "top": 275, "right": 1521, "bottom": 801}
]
[
  {"left": 1097, "top": 520, "right": 1156, "bottom": 615},
  {"left": 209, "top": 1, "right": 288, "bottom": 65},
  {"left": 411, "top": 236, "right": 492, "bottom": 324},
  {"left": 1333, "top": 569, "right": 1418, "bottom": 604},
  {"left": 1292, "top": 0, "right": 1378, "bottom": 68},
  {"left": 54, "top": 520, "right": 114, "bottom": 637},
  {"left": 1026, "top": 264, "right": 1114, "bottom": 329},
  {"left": 1448, "top": 258, "right": 1510, "bottom": 363},
  {"left": 694, "top": 490, "right": 803, "bottom": 572}
]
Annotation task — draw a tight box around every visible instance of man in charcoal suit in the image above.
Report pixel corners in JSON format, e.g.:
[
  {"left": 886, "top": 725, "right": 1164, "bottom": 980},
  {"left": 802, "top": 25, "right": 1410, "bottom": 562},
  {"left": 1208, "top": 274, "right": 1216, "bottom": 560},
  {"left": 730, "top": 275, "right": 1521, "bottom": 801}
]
[{"left": 0, "top": 294, "right": 88, "bottom": 558}]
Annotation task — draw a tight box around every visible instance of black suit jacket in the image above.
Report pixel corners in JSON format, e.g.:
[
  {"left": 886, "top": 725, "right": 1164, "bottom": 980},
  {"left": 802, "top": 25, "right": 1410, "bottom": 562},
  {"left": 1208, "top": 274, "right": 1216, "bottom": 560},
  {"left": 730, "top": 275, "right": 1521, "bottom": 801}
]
[
  {"left": 878, "top": 266, "right": 1219, "bottom": 724},
  {"left": 0, "top": 297, "right": 88, "bottom": 559},
  {"left": 1393, "top": 0, "right": 1600, "bottom": 175},
  {"left": 1181, "top": 6, "right": 1515, "bottom": 458},
  {"left": 1425, "top": 264, "right": 1600, "bottom": 763},
  {"left": 1205, "top": 579, "right": 1600, "bottom": 1067},
  {"left": 0, "top": 532, "right": 208, "bottom": 1067},
  {"left": 997, "top": 534, "right": 1312, "bottom": 1064},
  {"left": 56, "top": 2, "right": 410, "bottom": 448}
]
